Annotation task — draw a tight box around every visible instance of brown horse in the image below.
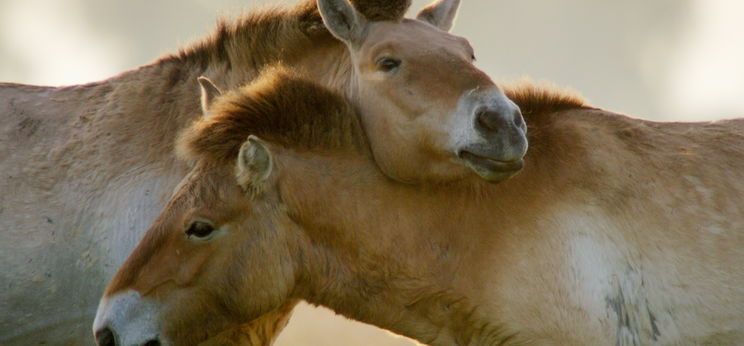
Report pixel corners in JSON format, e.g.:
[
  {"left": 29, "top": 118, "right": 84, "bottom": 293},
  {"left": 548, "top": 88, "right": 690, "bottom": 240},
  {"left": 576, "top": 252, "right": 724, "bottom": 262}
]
[
  {"left": 1, "top": 0, "right": 519, "bottom": 344},
  {"left": 95, "top": 66, "right": 744, "bottom": 345}
]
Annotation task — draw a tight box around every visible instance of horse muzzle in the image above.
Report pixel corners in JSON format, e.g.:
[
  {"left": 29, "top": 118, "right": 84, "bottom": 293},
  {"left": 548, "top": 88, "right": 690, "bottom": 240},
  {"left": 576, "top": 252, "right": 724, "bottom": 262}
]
[
  {"left": 93, "top": 290, "right": 166, "bottom": 346},
  {"left": 458, "top": 148, "right": 525, "bottom": 182},
  {"left": 454, "top": 87, "right": 528, "bottom": 182}
]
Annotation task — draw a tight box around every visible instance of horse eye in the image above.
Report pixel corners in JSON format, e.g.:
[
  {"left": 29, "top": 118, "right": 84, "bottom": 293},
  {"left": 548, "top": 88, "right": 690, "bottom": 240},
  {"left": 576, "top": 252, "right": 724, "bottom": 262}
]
[
  {"left": 376, "top": 57, "right": 401, "bottom": 73},
  {"left": 186, "top": 221, "right": 215, "bottom": 239},
  {"left": 471, "top": 53, "right": 477, "bottom": 62}
]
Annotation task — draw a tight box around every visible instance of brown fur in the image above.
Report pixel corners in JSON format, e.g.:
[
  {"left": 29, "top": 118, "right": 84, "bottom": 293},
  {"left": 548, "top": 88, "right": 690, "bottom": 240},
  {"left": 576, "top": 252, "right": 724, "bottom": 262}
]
[
  {"left": 169, "top": 0, "right": 326, "bottom": 72},
  {"left": 157, "top": 0, "right": 503, "bottom": 187},
  {"left": 168, "top": 0, "right": 410, "bottom": 71},
  {"left": 504, "top": 81, "right": 587, "bottom": 117},
  {"left": 180, "top": 71, "right": 589, "bottom": 168},
  {"left": 178, "top": 66, "right": 365, "bottom": 165},
  {"left": 102, "top": 68, "right": 744, "bottom": 345},
  {"left": 200, "top": 301, "right": 297, "bottom": 346},
  {"left": 10, "top": 0, "right": 538, "bottom": 343},
  {"left": 352, "top": 0, "right": 412, "bottom": 21},
  {"left": 2, "top": 1, "right": 437, "bottom": 345}
]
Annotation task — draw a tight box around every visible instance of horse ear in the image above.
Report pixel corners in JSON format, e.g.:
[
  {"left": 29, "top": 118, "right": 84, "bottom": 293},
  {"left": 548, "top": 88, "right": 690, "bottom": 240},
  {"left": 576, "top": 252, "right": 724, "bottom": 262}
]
[
  {"left": 415, "top": 0, "right": 461, "bottom": 32},
  {"left": 317, "top": 0, "right": 367, "bottom": 45},
  {"left": 236, "top": 136, "right": 273, "bottom": 195},
  {"left": 198, "top": 76, "right": 222, "bottom": 116}
]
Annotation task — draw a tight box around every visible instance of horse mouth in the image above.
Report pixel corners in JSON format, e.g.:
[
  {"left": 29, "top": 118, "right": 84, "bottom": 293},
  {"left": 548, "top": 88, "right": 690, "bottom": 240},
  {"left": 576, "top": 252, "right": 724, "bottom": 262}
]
[{"left": 459, "top": 150, "right": 524, "bottom": 181}]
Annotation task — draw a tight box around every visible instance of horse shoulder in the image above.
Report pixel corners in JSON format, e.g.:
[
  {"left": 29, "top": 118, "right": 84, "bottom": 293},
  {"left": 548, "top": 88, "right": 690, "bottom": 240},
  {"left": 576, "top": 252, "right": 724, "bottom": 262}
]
[{"left": 474, "top": 109, "right": 744, "bottom": 343}]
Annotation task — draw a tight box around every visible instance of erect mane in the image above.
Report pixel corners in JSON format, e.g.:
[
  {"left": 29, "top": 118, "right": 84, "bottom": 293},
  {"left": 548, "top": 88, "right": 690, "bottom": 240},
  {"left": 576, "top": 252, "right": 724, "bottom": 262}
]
[
  {"left": 177, "top": 66, "right": 365, "bottom": 164},
  {"left": 503, "top": 81, "right": 588, "bottom": 117},
  {"left": 164, "top": 0, "right": 412, "bottom": 69},
  {"left": 352, "top": 0, "right": 412, "bottom": 21}
]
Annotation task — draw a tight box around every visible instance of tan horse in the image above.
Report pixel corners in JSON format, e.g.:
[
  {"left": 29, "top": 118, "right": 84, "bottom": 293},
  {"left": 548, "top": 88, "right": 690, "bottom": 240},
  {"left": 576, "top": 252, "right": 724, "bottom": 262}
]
[
  {"left": 95, "top": 66, "right": 744, "bottom": 345},
  {"left": 1, "top": 0, "right": 521, "bottom": 344}
]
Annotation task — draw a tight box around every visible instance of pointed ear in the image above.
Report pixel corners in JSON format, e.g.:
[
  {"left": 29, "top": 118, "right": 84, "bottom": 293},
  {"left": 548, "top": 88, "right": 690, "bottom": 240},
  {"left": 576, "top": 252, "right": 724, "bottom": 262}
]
[
  {"left": 416, "top": 0, "right": 461, "bottom": 32},
  {"left": 236, "top": 136, "right": 273, "bottom": 195},
  {"left": 317, "top": 0, "right": 367, "bottom": 46},
  {"left": 198, "top": 76, "right": 222, "bottom": 116}
]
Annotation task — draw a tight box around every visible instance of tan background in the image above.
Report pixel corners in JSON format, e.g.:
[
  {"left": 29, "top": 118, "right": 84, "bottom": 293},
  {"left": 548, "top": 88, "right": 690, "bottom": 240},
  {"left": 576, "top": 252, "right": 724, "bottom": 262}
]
[{"left": 2, "top": 0, "right": 743, "bottom": 344}]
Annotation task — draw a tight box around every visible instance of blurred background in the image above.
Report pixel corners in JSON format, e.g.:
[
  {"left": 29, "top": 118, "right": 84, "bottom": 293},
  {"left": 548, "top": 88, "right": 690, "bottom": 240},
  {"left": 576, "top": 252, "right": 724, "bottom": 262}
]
[{"left": 1, "top": 0, "right": 742, "bottom": 344}]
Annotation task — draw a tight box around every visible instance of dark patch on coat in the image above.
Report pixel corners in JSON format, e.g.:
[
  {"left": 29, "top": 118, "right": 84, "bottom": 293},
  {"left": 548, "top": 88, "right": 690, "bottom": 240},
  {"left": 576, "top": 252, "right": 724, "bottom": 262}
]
[
  {"left": 606, "top": 285, "right": 640, "bottom": 346},
  {"left": 605, "top": 282, "right": 662, "bottom": 345}
]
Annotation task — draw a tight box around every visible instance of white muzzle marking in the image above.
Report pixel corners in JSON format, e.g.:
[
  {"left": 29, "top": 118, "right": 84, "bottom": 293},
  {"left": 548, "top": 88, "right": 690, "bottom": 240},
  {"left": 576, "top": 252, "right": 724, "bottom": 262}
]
[{"left": 93, "top": 290, "right": 164, "bottom": 346}]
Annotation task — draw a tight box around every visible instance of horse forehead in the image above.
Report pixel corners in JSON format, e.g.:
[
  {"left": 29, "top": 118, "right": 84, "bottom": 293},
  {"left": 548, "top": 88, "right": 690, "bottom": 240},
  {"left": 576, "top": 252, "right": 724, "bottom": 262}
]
[
  {"left": 168, "top": 168, "right": 238, "bottom": 213},
  {"left": 364, "top": 19, "right": 468, "bottom": 54}
]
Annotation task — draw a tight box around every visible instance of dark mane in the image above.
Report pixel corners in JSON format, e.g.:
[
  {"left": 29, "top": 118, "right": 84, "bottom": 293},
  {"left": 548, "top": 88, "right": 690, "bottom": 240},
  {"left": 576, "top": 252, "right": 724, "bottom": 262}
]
[
  {"left": 352, "top": 0, "right": 412, "bottom": 21},
  {"left": 167, "top": 0, "right": 323, "bottom": 70},
  {"left": 162, "top": 0, "right": 411, "bottom": 70},
  {"left": 178, "top": 66, "right": 365, "bottom": 164},
  {"left": 504, "top": 81, "right": 588, "bottom": 116}
]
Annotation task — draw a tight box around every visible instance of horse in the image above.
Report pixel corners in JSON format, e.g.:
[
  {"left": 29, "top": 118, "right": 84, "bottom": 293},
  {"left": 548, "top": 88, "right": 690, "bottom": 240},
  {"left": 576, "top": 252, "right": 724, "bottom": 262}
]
[
  {"left": 94, "top": 64, "right": 744, "bottom": 345},
  {"left": 0, "top": 0, "right": 523, "bottom": 344}
]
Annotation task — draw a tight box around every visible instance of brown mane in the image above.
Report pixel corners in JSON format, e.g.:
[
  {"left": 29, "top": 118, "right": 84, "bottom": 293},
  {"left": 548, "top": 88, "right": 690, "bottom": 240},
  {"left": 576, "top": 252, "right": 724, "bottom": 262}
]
[
  {"left": 352, "top": 0, "right": 412, "bottom": 21},
  {"left": 168, "top": 0, "right": 324, "bottom": 70},
  {"left": 504, "top": 81, "right": 588, "bottom": 117},
  {"left": 177, "top": 66, "right": 365, "bottom": 164},
  {"left": 170, "top": 0, "right": 588, "bottom": 167},
  {"left": 179, "top": 70, "right": 590, "bottom": 166},
  {"left": 164, "top": 0, "right": 411, "bottom": 70}
]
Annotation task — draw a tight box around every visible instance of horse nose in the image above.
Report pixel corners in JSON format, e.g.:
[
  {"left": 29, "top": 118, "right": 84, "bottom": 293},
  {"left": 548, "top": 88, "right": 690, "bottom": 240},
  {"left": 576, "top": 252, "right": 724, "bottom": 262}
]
[
  {"left": 95, "top": 326, "right": 161, "bottom": 346},
  {"left": 474, "top": 105, "right": 525, "bottom": 136},
  {"left": 95, "top": 327, "right": 116, "bottom": 346}
]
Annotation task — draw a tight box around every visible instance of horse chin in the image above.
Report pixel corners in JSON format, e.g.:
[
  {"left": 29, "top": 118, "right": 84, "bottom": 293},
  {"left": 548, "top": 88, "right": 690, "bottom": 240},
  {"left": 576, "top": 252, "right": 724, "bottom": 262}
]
[{"left": 459, "top": 151, "right": 524, "bottom": 183}]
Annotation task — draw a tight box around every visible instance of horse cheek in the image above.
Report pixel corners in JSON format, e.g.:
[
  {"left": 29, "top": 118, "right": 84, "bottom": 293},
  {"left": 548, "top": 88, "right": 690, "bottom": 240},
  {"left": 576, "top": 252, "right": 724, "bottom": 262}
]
[{"left": 175, "top": 249, "right": 213, "bottom": 286}]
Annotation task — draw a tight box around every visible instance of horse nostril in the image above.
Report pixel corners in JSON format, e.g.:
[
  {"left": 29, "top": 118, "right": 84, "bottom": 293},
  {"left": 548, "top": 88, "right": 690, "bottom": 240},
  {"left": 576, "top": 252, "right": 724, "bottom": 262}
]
[
  {"left": 143, "top": 339, "right": 161, "bottom": 346},
  {"left": 475, "top": 109, "right": 504, "bottom": 133},
  {"left": 95, "top": 327, "right": 116, "bottom": 346}
]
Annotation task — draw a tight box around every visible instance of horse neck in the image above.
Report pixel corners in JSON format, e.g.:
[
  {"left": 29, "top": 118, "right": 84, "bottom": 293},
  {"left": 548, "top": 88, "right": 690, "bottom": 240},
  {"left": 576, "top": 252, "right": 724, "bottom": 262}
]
[
  {"left": 36, "top": 34, "right": 349, "bottom": 182},
  {"left": 74, "top": 62, "right": 204, "bottom": 175},
  {"left": 276, "top": 149, "right": 556, "bottom": 344},
  {"left": 275, "top": 106, "right": 650, "bottom": 344},
  {"left": 184, "top": 3, "right": 353, "bottom": 94},
  {"left": 0, "top": 62, "right": 208, "bottom": 198},
  {"left": 2, "top": 0, "right": 355, "bottom": 187}
]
